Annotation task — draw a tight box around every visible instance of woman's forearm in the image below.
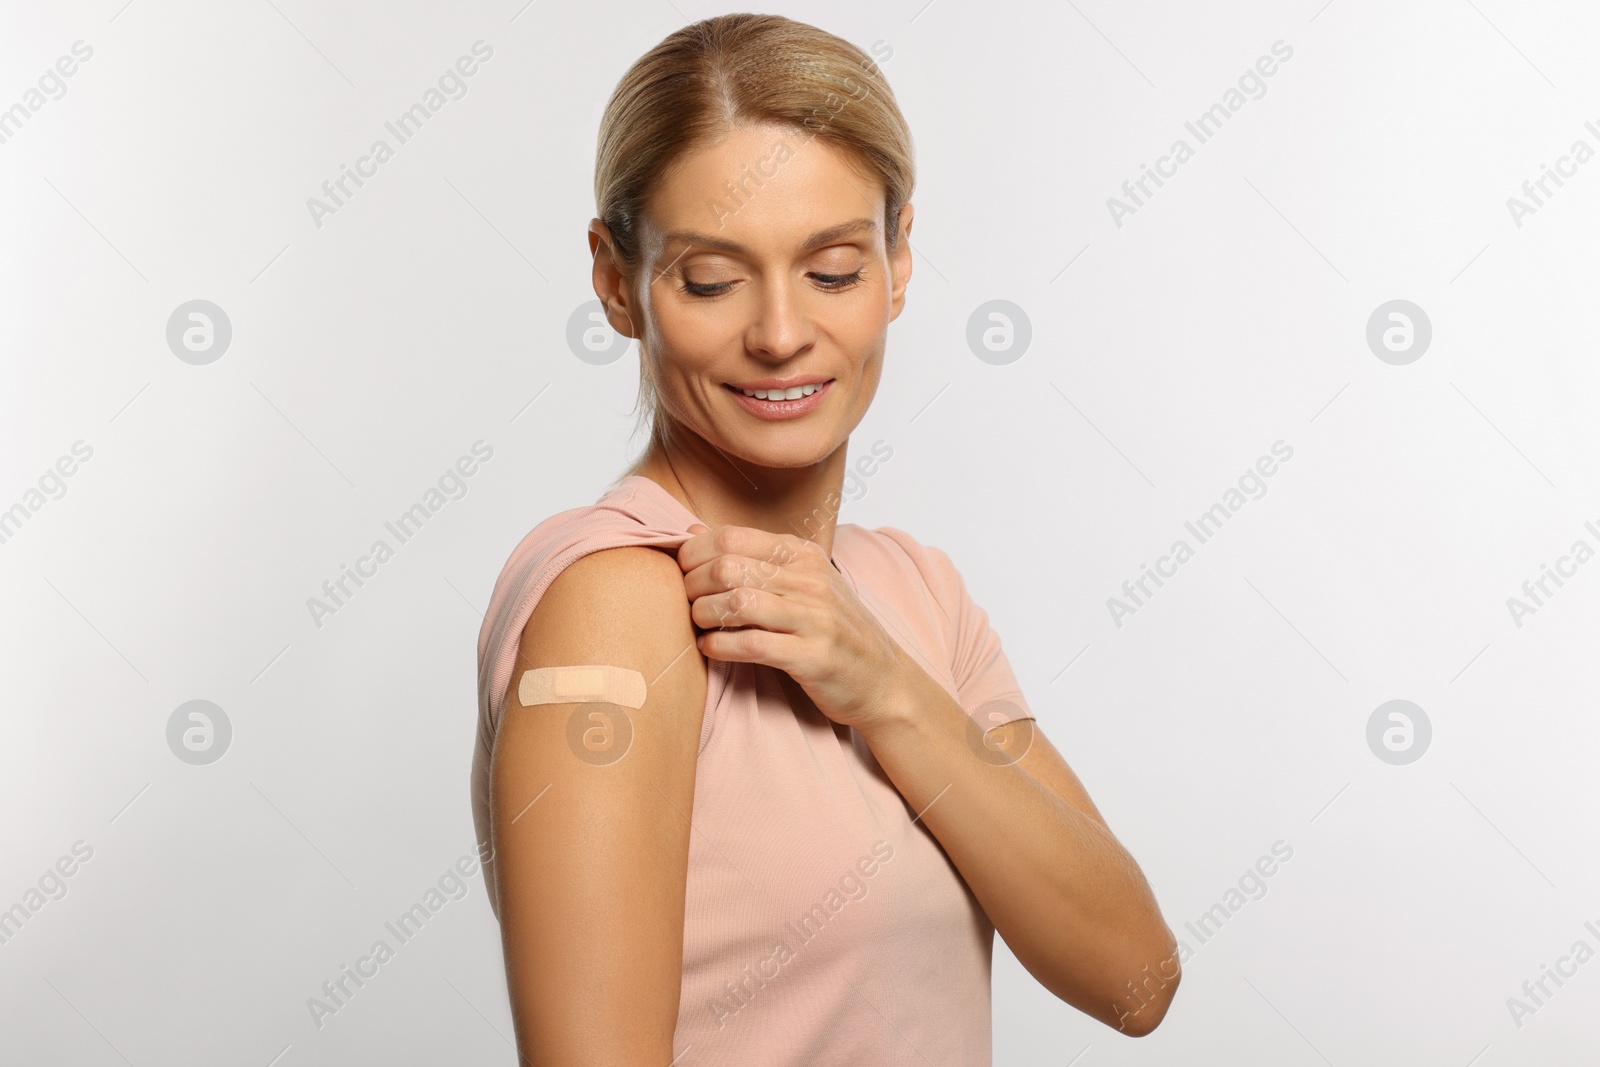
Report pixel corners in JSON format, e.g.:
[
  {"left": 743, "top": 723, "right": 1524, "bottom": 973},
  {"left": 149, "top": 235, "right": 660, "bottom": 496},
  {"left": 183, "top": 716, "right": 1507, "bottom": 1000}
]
[{"left": 856, "top": 665, "right": 1179, "bottom": 1034}]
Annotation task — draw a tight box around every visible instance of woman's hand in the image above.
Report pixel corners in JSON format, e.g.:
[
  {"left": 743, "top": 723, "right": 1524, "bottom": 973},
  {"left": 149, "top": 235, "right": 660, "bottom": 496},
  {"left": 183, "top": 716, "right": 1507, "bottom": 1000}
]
[{"left": 675, "top": 522, "right": 915, "bottom": 733}]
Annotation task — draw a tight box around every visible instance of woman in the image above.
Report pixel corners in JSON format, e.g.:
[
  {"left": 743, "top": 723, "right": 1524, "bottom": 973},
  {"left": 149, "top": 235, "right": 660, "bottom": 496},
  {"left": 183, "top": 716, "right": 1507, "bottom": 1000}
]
[{"left": 470, "top": 14, "right": 1179, "bottom": 1064}]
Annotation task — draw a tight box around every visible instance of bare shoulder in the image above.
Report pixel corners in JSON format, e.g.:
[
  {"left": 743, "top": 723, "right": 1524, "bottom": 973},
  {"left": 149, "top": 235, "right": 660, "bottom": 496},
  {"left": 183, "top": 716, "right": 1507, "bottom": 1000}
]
[
  {"left": 502, "top": 543, "right": 708, "bottom": 754},
  {"left": 523, "top": 544, "right": 699, "bottom": 659}
]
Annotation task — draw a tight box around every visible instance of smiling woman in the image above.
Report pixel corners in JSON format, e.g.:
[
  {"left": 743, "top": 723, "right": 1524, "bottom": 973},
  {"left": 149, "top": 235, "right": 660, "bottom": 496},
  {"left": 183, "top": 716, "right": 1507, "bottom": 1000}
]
[{"left": 471, "top": 13, "right": 1181, "bottom": 1066}]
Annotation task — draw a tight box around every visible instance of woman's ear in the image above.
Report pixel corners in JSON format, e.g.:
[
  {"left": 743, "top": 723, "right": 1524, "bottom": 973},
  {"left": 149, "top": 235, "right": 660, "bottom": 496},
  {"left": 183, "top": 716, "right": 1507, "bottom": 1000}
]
[
  {"left": 888, "top": 202, "right": 914, "bottom": 322},
  {"left": 589, "top": 218, "right": 639, "bottom": 339}
]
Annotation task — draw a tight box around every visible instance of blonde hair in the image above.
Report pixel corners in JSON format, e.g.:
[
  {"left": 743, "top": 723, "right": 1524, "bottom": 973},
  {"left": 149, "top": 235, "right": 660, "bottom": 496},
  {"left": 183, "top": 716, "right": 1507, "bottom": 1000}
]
[{"left": 593, "top": 13, "right": 915, "bottom": 470}]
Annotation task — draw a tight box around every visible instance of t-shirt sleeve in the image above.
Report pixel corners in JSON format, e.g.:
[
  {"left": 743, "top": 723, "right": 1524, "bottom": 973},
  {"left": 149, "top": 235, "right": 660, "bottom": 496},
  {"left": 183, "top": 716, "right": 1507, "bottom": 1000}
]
[{"left": 877, "top": 527, "right": 1037, "bottom": 729}]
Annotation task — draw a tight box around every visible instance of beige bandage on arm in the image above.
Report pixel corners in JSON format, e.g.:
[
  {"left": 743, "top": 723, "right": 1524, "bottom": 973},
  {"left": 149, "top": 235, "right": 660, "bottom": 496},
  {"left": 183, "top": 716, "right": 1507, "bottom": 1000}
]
[{"left": 517, "top": 665, "right": 647, "bottom": 709}]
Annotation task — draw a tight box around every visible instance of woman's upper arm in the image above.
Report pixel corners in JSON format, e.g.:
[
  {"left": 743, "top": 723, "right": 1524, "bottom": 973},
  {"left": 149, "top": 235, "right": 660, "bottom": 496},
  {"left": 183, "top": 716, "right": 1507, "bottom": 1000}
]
[{"left": 489, "top": 543, "right": 708, "bottom": 1066}]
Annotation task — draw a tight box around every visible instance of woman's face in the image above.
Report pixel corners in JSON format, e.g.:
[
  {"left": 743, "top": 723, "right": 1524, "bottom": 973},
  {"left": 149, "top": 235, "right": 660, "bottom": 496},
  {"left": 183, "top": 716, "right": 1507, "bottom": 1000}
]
[{"left": 597, "top": 121, "right": 913, "bottom": 471}]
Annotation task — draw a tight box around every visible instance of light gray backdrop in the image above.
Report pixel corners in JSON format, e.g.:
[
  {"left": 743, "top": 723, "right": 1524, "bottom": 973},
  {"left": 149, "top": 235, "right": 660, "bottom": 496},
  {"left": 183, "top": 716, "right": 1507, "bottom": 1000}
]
[{"left": 4, "top": 0, "right": 1598, "bottom": 1064}]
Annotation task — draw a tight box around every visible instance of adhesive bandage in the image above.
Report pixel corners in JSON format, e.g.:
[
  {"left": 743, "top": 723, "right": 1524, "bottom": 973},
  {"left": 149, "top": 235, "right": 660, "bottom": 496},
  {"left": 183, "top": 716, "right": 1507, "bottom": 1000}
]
[{"left": 518, "top": 665, "right": 647, "bottom": 709}]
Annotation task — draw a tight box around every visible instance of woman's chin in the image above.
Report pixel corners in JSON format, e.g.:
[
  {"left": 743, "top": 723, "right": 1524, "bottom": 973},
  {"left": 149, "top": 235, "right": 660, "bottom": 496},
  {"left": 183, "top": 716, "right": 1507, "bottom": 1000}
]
[{"left": 718, "top": 434, "right": 841, "bottom": 472}]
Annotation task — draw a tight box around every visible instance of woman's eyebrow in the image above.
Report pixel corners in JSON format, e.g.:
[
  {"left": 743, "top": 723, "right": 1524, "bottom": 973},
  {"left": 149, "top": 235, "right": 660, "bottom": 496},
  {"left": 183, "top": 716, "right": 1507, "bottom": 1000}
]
[{"left": 661, "top": 217, "right": 878, "bottom": 255}]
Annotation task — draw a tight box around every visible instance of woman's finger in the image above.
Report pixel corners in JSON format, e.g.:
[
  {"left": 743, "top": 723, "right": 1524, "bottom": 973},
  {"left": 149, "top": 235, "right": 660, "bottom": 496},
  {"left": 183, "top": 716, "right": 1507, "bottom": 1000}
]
[
  {"left": 695, "top": 625, "right": 801, "bottom": 668},
  {"left": 690, "top": 583, "right": 809, "bottom": 634},
  {"left": 680, "top": 550, "right": 792, "bottom": 602},
  {"left": 675, "top": 523, "right": 800, "bottom": 575}
]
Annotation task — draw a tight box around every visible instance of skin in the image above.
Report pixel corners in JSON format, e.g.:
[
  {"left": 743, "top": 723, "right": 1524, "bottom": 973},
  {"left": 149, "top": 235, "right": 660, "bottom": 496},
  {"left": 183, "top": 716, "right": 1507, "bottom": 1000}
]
[{"left": 491, "top": 120, "right": 1180, "bottom": 1065}]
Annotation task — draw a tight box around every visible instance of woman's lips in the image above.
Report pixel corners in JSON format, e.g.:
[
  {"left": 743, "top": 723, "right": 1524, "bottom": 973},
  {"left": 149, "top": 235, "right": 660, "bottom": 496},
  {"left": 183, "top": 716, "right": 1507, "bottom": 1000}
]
[{"left": 723, "top": 380, "right": 833, "bottom": 421}]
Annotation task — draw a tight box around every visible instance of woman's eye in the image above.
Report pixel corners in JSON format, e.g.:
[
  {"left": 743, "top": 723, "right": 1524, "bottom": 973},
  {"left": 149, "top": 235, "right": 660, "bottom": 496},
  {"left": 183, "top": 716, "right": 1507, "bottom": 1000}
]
[
  {"left": 679, "top": 279, "right": 733, "bottom": 297},
  {"left": 811, "top": 268, "right": 863, "bottom": 291},
  {"left": 676, "top": 267, "right": 864, "bottom": 298}
]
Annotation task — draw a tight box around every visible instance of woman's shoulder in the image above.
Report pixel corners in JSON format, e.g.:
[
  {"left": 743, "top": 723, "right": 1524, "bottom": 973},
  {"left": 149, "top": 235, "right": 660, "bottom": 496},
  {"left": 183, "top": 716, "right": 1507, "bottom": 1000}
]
[
  {"left": 839, "top": 521, "right": 1033, "bottom": 724},
  {"left": 833, "top": 523, "right": 986, "bottom": 667},
  {"left": 476, "top": 478, "right": 701, "bottom": 692},
  {"left": 837, "top": 522, "right": 967, "bottom": 604}
]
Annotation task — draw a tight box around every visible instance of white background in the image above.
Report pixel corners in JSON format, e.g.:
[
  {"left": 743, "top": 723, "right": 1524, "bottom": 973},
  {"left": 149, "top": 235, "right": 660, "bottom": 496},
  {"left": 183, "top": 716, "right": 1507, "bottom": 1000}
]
[{"left": 3, "top": 1, "right": 1598, "bottom": 1064}]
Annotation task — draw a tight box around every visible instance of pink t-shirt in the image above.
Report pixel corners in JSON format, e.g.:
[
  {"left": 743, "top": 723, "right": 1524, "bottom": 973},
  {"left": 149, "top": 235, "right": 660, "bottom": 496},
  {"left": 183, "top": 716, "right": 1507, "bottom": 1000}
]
[{"left": 471, "top": 475, "right": 1036, "bottom": 1065}]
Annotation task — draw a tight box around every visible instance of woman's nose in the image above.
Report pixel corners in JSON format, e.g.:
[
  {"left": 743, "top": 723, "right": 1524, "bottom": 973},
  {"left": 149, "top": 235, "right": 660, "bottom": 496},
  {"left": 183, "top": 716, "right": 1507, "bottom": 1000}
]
[{"left": 744, "top": 278, "right": 814, "bottom": 359}]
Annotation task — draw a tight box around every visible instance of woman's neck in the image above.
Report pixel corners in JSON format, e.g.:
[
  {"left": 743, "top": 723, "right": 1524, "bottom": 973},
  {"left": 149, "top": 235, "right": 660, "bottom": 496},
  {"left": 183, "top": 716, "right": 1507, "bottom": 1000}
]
[{"left": 628, "top": 439, "right": 850, "bottom": 557}]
